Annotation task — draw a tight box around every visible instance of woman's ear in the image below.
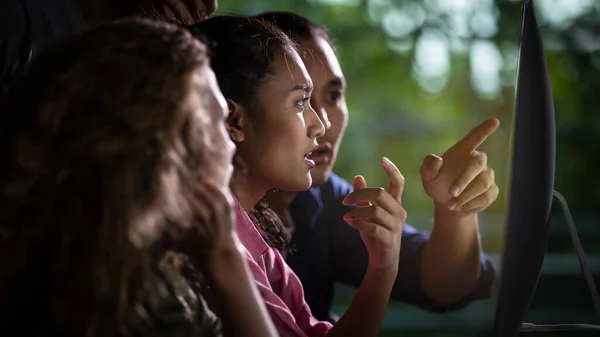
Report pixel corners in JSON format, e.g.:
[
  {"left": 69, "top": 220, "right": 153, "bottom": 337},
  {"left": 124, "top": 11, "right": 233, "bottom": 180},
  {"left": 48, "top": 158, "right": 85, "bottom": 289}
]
[{"left": 226, "top": 99, "right": 245, "bottom": 143}]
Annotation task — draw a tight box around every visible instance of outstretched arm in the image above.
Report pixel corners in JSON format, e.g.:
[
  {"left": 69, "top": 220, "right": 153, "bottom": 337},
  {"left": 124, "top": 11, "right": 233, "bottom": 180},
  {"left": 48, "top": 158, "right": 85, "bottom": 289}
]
[
  {"left": 419, "top": 118, "right": 500, "bottom": 304},
  {"left": 420, "top": 207, "right": 484, "bottom": 305},
  {"left": 330, "top": 217, "right": 496, "bottom": 312}
]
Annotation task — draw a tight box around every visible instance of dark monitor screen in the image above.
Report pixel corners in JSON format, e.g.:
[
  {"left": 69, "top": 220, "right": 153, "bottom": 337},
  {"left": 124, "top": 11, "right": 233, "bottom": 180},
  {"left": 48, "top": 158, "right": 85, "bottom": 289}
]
[{"left": 492, "top": 0, "right": 556, "bottom": 336}]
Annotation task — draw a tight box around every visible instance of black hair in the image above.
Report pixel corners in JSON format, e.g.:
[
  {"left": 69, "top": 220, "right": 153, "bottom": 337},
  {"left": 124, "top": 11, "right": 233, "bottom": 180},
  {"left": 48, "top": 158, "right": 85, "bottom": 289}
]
[
  {"left": 185, "top": 16, "right": 294, "bottom": 254},
  {"left": 255, "top": 11, "right": 335, "bottom": 50}
]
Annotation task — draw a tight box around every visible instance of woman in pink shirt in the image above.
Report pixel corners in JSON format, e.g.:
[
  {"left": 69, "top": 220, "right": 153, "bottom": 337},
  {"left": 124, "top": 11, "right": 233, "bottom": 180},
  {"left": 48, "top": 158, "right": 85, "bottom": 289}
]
[{"left": 189, "top": 16, "right": 407, "bottom": 337}]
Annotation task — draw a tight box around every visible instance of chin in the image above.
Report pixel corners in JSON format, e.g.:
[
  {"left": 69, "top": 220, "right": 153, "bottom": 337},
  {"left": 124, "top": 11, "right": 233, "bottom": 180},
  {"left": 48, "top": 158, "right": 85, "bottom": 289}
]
[{"left": 284, "top": 175, "right": 313, "bottom": 192}]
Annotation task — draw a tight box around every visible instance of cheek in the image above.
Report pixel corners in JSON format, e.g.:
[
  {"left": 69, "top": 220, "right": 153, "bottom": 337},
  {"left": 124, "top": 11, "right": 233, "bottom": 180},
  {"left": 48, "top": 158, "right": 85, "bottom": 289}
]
[
  {"left": 326, "top": 106, "right": 348, "bottom": 141},
  {"left": 247, "top": 117, "right": 305, "bottom": 163}
]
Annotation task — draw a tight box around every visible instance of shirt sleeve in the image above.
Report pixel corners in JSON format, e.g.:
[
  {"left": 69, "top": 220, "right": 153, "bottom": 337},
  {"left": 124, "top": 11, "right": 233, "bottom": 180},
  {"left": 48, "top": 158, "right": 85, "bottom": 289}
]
[
  {"left": 265, "top": 248, "right": 333, "bottom": 337},
  {"left": 123, "top": 263, "right": 223, "bottom": 337},
  {"left": 327, "top": 177, "right": 497, "bottom": 312}
]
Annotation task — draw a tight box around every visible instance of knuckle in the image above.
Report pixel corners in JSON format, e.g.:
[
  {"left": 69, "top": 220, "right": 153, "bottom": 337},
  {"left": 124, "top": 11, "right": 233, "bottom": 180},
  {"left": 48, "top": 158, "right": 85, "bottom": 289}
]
[
  {"left": 491, "top": 184, "right": 500, "bottom": 197},
  {"left": 483, "top": 176, "right": 494, "bottom": 190},
  {"left": 482, "top": 192, "right": 494, "bottom": 205},
  {"left": 473, "top": 151, "right": 487, "bottom": 166},
  {"left": 371, "top": 206, "right": 382, "bottom": 220},
  {"left": 486, "top": 167, "right": 495, "bottom": 179},
  {"left": 374, "top": 187, "right": 386, "bottom": 198},
  {"left": 366, "top": 223, "right": 379, "bottom": 237},
  {"left": 482, "top": 195, "right": 491, "bottom": 206},
  {"left": 398, "top": 208, "right": 407, "bottom": 223}
]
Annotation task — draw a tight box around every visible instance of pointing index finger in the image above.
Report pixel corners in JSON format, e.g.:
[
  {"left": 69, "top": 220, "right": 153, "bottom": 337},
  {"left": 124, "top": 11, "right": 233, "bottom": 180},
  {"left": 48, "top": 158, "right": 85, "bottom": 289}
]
[
  {"left": 453, "top": 118, "right": 500, "bottom": 153},
  {"left": 381, "top": 157, "right": 404, "bottom": 203}
]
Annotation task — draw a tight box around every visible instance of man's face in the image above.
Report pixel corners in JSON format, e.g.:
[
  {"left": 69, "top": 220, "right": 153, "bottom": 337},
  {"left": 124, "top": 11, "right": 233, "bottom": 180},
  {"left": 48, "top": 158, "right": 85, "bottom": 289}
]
[{"left": 300, "top": 36, "right": 349, "bottom": 186}]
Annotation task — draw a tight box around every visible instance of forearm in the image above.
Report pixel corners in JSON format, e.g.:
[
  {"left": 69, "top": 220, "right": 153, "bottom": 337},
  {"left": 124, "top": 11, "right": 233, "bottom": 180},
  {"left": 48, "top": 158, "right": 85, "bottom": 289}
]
[
  {"left": 207, "top": 239, "right": 278, "bottom": 337},
  {"left": 420, "top": 204, "right": 482, "bottom": 305},
  {"left": 327, "top": 265, "right": 396, "bottom": 337}
]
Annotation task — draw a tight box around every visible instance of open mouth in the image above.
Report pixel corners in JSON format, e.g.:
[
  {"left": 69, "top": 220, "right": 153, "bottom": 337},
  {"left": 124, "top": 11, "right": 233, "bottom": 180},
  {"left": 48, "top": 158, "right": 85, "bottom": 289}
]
[
  {"left": 304, "top": 145, "right": 319, "bottom": 169},
  {"left": 305, "top": 145, "right": 319, "bottom": 158}
]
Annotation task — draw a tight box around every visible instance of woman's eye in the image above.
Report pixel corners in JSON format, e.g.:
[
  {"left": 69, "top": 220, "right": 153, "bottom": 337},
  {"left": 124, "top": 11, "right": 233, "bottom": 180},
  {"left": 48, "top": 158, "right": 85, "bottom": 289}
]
[{"left": 296, "top": 97, "right": 310, "bottom": 108}]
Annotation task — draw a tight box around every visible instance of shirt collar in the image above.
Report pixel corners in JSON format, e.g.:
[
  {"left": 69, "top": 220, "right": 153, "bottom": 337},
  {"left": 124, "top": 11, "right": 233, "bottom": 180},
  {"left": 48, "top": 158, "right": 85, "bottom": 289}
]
[
  {"left": 234, "top": 198, "right": 269, "bottom": 261},
  {"left": 290, "top": 186, "right": 324, "bottom": 227}
]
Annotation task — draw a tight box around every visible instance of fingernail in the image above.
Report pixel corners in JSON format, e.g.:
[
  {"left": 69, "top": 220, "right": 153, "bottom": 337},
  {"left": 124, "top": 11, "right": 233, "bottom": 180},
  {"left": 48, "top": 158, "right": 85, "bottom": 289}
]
[
  {"left": 382, "top": 157, "right": 392, "bottom": 167},
  {"left": 342, "top": 196, "right": 350, "bottom": 205},
  {"left": 450, "top": 185, "right": 461, "bottom": 197},
  {"left": 447, "top": 200, "right": 457, "bottom": 210}
]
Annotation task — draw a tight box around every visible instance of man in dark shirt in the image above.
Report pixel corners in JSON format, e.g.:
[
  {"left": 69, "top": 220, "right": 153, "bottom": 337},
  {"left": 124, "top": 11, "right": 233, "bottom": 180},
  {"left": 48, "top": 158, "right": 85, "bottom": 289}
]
[
  {"left": 261, "top": 11, "right": 498, "bottom": 322},
  {"left": 0, "top": 0, "right": 216, "bottom": 95}
]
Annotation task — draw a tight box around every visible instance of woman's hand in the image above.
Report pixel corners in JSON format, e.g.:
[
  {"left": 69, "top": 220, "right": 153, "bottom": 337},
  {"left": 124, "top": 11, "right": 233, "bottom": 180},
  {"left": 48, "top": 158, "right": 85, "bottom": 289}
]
[
  {"left": 166, "top": 181, "right": 279, "bottom": 337},
  {"left": 168, "top": 181, "right": 239, "bottom": 267},
  {"left": 342, "top": 157, "right": 406, "bottom": 272}
]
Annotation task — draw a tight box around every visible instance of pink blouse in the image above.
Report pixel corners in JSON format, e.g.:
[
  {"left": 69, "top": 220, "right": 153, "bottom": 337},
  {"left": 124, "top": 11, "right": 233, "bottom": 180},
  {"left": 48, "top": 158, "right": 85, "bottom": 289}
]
[{"left": 234, "top": 200, "right": 333, "bottom": 337}]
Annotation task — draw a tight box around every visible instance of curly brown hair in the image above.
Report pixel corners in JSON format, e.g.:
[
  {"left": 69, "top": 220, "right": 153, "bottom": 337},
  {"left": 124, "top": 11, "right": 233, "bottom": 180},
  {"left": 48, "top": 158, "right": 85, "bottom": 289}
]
[{"left": 0, "top": 18, "right": 213, "bottom": 337}]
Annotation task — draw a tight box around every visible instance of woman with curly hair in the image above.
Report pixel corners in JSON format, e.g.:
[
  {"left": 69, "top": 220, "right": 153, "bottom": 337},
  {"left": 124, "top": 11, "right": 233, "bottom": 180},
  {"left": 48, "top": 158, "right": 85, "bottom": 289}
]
[{"left": 0, "top": 18, "right": 275, "bottom": 337}]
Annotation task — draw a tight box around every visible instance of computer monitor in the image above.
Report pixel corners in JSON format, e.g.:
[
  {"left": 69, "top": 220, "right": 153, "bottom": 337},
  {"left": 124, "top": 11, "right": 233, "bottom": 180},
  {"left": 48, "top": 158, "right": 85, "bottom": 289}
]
[{"left": 492, "top": 0, "right": 556, "bottom": 336}]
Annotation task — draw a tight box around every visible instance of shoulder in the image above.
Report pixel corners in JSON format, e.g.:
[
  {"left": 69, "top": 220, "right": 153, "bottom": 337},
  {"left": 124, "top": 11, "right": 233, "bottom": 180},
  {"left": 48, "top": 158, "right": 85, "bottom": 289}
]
[
  {"left": 233, "top": 199, "right": 270, "bottom": 260},
  {"left": 123, "top": 254, "right": 223, "bottom": 337},
  {"left": 320, "top": 173, "right": 353, "bottom": 201}
]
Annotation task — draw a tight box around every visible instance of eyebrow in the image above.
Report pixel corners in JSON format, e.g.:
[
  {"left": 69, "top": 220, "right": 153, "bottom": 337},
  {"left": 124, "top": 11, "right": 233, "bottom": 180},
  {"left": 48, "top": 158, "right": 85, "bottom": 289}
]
[
  {"left": 328, "top": 77, "right": 346, "bottom": 88},
  {"left": 290, "top": 84, "right": 314, "bottom": 93}
]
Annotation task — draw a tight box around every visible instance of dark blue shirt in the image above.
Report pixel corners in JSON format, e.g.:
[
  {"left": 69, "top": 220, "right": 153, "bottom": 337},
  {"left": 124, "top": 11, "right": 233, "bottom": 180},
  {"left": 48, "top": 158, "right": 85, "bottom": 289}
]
[{"left": 285, "top": 173, "right": 497, "bottom": 321}]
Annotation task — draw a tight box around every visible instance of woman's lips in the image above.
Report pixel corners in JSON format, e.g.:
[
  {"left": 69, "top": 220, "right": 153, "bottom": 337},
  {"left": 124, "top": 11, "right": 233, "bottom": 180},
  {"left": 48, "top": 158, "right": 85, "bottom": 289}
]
[
  {"left": 304, "top": 144, "right": 319, "bottom": 169},
  {"left": 304, "top": 157, "right": 316, "bottom": 169}
]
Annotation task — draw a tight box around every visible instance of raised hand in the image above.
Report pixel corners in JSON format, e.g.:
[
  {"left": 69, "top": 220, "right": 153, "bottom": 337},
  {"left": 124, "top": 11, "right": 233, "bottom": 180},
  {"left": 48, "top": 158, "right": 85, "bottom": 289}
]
[
  {"left": 342, "top": 157, "right": 406, "bottom": 270},
  {"left": 168, "top": 181, "right": 238, "bottom": 265},
  {"left": 421, "top": 118, "right": 500, "bottom": 214}
]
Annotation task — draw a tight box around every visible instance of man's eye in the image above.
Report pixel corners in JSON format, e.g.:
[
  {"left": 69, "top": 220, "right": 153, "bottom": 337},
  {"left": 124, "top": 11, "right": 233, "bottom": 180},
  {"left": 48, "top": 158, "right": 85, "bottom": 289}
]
[{"left": 328, "top": 90, "right": 343, "bottom": 103}]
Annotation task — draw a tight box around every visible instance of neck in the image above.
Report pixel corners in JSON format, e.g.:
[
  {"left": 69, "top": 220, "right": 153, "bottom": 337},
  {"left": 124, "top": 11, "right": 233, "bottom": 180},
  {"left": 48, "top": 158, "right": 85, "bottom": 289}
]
[
  {"left": 230, "top": 172, "right": 268, "bottom": 213},
  {"left": 264, "top": 190, "right": 297, "bottom": 215}
]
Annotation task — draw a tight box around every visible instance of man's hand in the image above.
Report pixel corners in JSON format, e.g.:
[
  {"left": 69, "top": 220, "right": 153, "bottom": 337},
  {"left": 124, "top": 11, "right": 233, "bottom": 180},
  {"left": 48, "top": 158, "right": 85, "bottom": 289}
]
[{"left": 421, "top": 118, "right": 500, "bottom": 214}]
